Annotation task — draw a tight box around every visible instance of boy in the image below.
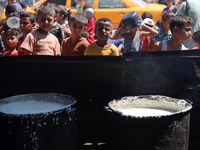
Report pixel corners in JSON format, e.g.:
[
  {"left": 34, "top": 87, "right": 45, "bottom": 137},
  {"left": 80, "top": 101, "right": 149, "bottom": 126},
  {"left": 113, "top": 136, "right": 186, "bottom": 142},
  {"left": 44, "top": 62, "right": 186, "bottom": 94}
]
[
  {"left": 149, "top": 11, "right": 174, "bottom": 51},
  {"left": 20, "top": 2, "right": 27, "bottom": 12},
  {"left": 162, "top": 0, "right": 177, "bottom": 14},
  {"left": 56, "top": 6, "right": 71, "bottom": 38},
  {"left": 76, "top": 0, "right": 86, "bottom": 13},
  {"left": 61, "top": 13, "right": 89, "bottom": 56},
  {"left": 49, "top": 5, "right": 65, "bottom": 45},
  {"left": 84, "top": 17, "right": 119, "bottom": 56},
  {"left": 153, "top": 15, "right": 193, "bottom": 51},
  {"left": 18, "top": 12, "right": 36, "bottom": 55},
  {"left": 20, "top": 6, "right": 60, "bottom": 56},
  {"left": 1, "top": 28, "right": 20, "bottom": 56}
]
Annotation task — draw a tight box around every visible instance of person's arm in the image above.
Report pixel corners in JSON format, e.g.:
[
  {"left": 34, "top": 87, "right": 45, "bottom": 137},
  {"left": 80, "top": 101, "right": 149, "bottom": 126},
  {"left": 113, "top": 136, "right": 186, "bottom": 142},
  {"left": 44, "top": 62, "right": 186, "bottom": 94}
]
[
  {"left": 110, "top": 25, "right": 126, "bottom": 40},
  {"left": 118, "top": 44, "right": 123, "bottom": 56},
  {"left": 149, "top": 39, "right": 156, "bottom": 51},
  {"left": 152, "top": 41, "right": 162, "bottom": 51},
  {"left": 139, "top": 23, "right": 159, "bottom": 41},
  {"left": 175, "top": 1, "right": 187, "bottom": 15},
  {"left": 62, "top": 24, "right": 71, "bottom": 37}
]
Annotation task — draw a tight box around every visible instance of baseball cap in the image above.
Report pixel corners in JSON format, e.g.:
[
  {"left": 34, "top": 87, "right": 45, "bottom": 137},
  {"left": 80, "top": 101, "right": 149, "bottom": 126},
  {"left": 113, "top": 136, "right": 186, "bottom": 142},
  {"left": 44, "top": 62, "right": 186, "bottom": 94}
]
[{"left": 143, "top": 18, "right": 154, "bottom": 27}]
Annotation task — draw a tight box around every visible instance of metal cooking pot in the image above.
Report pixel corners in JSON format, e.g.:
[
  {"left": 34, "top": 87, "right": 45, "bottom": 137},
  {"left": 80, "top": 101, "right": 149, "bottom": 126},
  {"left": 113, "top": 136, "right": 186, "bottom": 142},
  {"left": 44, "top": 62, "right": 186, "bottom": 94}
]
[
  {"left": 105, "top": 95, "right": 192, "bottom": 150},
  {"left": 0, "top": 93, "right": 77, "bottom": 150}
]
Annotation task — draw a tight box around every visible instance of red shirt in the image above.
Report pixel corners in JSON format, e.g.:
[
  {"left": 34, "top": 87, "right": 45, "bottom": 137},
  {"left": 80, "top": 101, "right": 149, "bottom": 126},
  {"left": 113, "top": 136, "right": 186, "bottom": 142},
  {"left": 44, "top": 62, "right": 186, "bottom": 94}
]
[
  {"left": 86, "top": 17, "right": 96, "bottom": 44},
  {"left": 1, "top": 49, "right": 18, "bottom": 56},
  {"left": 17, "top": 36, "right": 25, "bottom": 55},
  {"left": 141, "top": 37, "right": 150, "bottom": 51}
]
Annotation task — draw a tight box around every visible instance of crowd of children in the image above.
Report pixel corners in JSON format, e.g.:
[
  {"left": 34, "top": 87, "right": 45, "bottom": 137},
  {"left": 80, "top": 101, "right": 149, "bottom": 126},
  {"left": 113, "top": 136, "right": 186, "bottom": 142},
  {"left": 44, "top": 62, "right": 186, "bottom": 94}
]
[{"left": 0, "top": 0, "right": 200, "bottom": 57}]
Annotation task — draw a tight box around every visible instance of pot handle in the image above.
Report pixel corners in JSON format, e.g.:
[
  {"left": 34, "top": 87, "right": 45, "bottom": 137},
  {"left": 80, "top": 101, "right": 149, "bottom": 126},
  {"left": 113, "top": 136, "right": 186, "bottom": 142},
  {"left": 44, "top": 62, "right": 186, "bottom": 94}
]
[{"left": 104, "top": 106, "right": 113, "bottom": 112}]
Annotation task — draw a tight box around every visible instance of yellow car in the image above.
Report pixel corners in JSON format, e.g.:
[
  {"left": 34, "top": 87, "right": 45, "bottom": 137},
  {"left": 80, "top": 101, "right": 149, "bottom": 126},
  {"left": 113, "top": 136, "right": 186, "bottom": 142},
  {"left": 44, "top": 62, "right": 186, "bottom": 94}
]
[{"left": 1, "top": 0, "right": 166, "bottom": 29}]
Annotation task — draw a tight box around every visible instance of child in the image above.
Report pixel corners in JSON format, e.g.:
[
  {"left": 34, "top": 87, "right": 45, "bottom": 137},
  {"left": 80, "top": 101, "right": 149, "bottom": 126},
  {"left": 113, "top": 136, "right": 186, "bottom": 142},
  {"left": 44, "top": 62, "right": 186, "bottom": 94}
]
[
  {"left": 141, "top": 18, "right": 155, "bottom": 51},
  {"left": 49, "top": 5, "right": 65, "bottom": 45},
  {"left": 61, "top": 13, "right": 89, "bottom": 56},
  {"left": 20, "top": 6, "right": 61, "bottom": 55},
  {"left": 192, "top": 30, "right": 200, "bottom": 49},
  {"left": 153, "top": 15, "right": 193, "bottom": 51},
  {"left": 84, "top": 17, "right": 119, "bottom": 56},
  {"left": 56, "top": 6, "right": 71, "bottom": 38},
  {"left": 20, "top": 2, "right": 27, "bottom": 12},
  {"left": 149, "top": 11, "right": 174, "bottom": 51},
  {"left": 142, "top": 11, "right": 153, "bottom": 20},
  {"left": 76, "top": 0, "right": 86, "bottom": 13},
  {"left": 110, "top": 15, "right": 158, "bottom": 54},
  {"left": 18, "top": 12, "right": 36, "bottom": 55},
  {"left": 83, "top": 3, "right": 96, "bottom": 44},
  {"left": 1, "top": 28, "right": 20, "bottom": 56},
  {"left": 162, "top": 0, "right": 177, "bottom": 14}
]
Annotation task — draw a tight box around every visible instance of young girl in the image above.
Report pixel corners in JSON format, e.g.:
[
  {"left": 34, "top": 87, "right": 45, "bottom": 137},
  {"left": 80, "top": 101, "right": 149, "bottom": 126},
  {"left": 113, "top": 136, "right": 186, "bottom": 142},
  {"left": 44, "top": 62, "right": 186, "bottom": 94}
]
[
  {"left": 192, "top": 30, "right": 200, "bottom": 49},
  {"left": 110, "top": 20, "right": 158, "bottom": 54}
]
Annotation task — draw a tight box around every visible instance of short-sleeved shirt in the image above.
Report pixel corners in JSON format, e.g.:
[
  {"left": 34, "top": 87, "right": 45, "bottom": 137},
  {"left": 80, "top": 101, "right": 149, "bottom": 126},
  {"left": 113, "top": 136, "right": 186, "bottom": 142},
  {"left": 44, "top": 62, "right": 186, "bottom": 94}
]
[
  {"left": 84, "top": 42, "right": 119, "bottom": 56},
  {"left": 49, "top": 22, "right": 65, "bottom": 45},
  {"left": 162, "top": 5, "right": 177, "bottom": 13},
  {"left": 76, "top": 5, "right": 82, "bottom": 13},
  {"left": 1, "top": 49, "right": 18, "bottom": 56},
  {"left": 12, "top": 2, "right": 23, "bottom": 14},
  {"left": 109, "top": 38, "right": 124, "bottom": 47},
  {"left": 150, "top": 27, "right": 172, "bottom": 42},
  {"left": 20, "top": 30, "right": 61, "bottom": 55},
  {"left": 123, "top": 31, "right": 142, "bottom": 53},
  {"left": 61, "top": 37, "right": 90, "bottom": 56}
]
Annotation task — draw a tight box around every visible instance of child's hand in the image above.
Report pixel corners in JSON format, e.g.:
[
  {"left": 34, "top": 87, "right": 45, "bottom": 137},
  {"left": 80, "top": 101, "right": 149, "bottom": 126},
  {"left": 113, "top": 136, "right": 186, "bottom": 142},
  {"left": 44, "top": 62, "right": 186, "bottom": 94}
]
[{"left": 62, "top": 25, "right": 71, "bottom": 37}]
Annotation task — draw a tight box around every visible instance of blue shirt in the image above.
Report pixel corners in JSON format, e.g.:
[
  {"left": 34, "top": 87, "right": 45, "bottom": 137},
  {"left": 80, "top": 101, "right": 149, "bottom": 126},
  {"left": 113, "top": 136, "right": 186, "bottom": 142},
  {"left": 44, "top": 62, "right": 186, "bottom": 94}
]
[
  {"left": 162, "top": 5, "right": 177, "bottom": 13},
  {"left": 109, "top": 38, "right": 124, "bottom": 47}
]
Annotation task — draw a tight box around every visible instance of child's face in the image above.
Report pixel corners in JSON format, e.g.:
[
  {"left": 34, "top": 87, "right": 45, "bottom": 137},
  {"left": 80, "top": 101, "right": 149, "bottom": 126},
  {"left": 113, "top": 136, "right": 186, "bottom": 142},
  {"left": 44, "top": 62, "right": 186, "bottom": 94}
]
[
  {"left": 37, "top": 12, "right": 55, "bottom": 33},
  {"left": 167, "top": 0, "right": 173, "bottom": 6},
  {"left": 192, "top": 39, "right": 200, "bottom": 48},
  {"left": 6, "top": 34, "right": 19, "bottom": 48},
  {"left": 162, "top": 19, "right": 171, "bottom": 30},
  {"left": 78, "top": 0, "right": 85, "bottom": 7},
  {"left": 178, "top": 25, "right": 192, "bottom": 42},
  {"left": 56, "top": 13, "right": 63, "bottom": 23},
  {"left": 20, "top": 17, "right": 34, "bottom": 36},
  {"left": 70, "top": 20, "right": 86, "bottom": 38},
  {"left": 95, "top": 21, "right": 112, "bottom": 41}
]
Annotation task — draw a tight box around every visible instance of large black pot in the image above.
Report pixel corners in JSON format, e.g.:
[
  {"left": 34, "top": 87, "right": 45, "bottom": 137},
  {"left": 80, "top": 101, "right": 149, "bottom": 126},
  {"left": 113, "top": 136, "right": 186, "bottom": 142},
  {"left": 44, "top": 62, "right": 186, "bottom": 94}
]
[
  {"left": 0, "top": 93, "right": 77, "bottom": 150},
  {"left": 106, "top": 95, "right": 192, "bottom": 150}
]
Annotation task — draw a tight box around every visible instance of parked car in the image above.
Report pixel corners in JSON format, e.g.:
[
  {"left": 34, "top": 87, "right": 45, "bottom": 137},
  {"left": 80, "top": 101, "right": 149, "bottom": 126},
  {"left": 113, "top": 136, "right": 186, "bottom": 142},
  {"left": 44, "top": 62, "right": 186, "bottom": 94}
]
[{"left": 1, "top": 0, "right": 166, "bottom": 29}]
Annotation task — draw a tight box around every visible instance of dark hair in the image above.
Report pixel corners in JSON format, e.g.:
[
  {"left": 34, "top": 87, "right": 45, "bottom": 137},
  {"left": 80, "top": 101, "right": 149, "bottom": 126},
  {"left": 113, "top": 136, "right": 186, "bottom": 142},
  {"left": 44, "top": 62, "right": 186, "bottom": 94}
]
[
  {"left": 6, "top": 28, "right": 21, "bottom": 37},
  {"left": 8, "top": 12, "right": 20, "bottom": 18},
  {"left": 192, "top": 30, "right": 200, "bottom": 43},
  {"left": 83, "top": 2, "right": 93, "bottom": 13},
  {"left": 20, "top": 12, "right": 36, "bottom": 24},
  {"left": 81, "top": 30, "right": 89, "bottom": 39},
  {"left": 170, "top": 15, "right": 193, "bottom": 32},
  {"left": 97, "top": 17, "right": 112, "bottom": 24},
  {"left": 48, "top": 3, "right": 59, "bottom": 14},
  {"left": 58, "top": 6, "right": 69, "bottom": 20},
  {"left": 142, "top": 11, "right": 153, "bottom": 20},
  {"left": 71, "top": 13, "right": 88, "bottom": 26},
  {"left": 162, "top": 11, "right": 175, "bottom": 21},
  {"left": 156, "top": 19, "right": 162, "bottom": 28},
  {"left": 37, "top": 6, "right": 56, "bottom": 17},
  {"left": 20, "top": 2, "right": 27, "bottom": 9},
  {"left": 5, "top": 4, "right": 16, "bottom": 15}
]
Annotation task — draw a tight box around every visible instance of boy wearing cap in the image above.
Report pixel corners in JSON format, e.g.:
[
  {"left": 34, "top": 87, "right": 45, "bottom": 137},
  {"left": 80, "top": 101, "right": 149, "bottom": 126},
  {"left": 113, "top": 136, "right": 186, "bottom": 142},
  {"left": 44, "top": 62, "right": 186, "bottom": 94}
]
[{"left": 141, "top": 18, "right": 155, "bottom": 51}]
